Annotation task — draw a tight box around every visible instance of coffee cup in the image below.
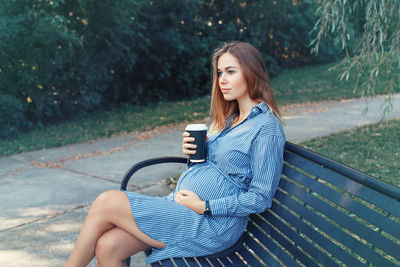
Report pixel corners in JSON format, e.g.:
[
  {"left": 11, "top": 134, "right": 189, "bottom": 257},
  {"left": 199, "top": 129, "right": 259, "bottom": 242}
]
[{"left": 185, "top": 124, "right": 208, "bottom": 162}]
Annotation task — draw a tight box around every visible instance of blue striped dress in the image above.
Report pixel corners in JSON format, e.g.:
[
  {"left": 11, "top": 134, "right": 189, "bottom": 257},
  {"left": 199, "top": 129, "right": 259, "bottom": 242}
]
[{"left": 124, "top": 102, "right": 286, "bottom": 263}]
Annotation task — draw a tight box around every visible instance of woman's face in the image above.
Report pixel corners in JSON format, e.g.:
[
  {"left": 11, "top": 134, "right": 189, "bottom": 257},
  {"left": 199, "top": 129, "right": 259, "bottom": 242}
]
[{"left": 217, "top": 53, "right": 249, "bottom": 103}]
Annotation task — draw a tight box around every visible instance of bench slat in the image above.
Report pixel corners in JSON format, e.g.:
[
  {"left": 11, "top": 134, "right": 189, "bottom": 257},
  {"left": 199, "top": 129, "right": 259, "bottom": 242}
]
[
  {"left": 206, "top": 257, "right": 224, "bottom": 266},
  {"left": 245, "top": 236, "right": 283, "bottom": 266},
  {"left": 227, "top": 253, "right": 247, "bottom": 266},
  {"left": 173, "top": 258, "right": 190, "bottom": 266},
  {"left": 158, "top": 259, "right": 176, "bottom": 267},
  {"left": 279, "top": 176, "right": 400, "bottom": 263},
  {"left": 254, "top": 211, "right": 338, "bottom": 267},
  {"left": 216, "top": 257, "right": 233, "bottom": 266},
  {"left": 150, "top": 261, "right": 162, "bottom": 267},
  {"left": 284, "top": 151, "right": 400, "bottom": 218},
  {"left": 184, "top": 257, "right": 201, "bottom": 266},
  {"left": 284, "top": 143, "right": 400, "bottom": 202},
  {"left": 245, "top": 223, "right": 301, "bottom": 267},
  {"left": 283, "top": 164, "right": 400, "bottom": 240},
  {"left": 172, "top": 256, "right": 234, "bottom": 267},
  {"left": 194, "top": 257, "right": 212, "bottom": 266},
  {"left": 275, "top": 186, "right": 398, "bottom": 267},
  {"left": 236, "top": 245, "right": 264, "bottom": 266},
  {"left": 271, "top": 199, "right": 365, "bottom": 267}
]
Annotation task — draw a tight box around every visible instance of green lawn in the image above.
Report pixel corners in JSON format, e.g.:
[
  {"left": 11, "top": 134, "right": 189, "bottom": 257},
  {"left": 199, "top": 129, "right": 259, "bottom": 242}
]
[
  {"left": 301, "top": 119, "right": 400, "bottom": 187},
  {"left": 271, "top": 62, "right": 392, "bottom": 105},
  {"left": 1, "top": 62, "right": 397, "bottom": 175},
  {"left": 0, "top": 98, "right": 210, "bottom": 157}
]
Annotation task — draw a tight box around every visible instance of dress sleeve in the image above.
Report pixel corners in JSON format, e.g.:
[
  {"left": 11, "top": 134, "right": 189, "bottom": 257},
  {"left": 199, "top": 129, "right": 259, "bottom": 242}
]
[{"left": 209, "top": 134, "right": 285, "bottom": 216}]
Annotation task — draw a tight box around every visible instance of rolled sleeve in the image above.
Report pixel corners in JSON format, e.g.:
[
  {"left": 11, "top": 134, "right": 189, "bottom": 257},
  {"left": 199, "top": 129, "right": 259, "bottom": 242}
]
[{"left": 209, "top": 134, "right": 285, "bottom": 216}]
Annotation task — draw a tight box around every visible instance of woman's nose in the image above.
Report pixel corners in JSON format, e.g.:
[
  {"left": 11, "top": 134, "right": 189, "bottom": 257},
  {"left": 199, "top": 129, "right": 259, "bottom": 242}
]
[{"left": 219, "top": 73, "right": 227, "bottom": 83}]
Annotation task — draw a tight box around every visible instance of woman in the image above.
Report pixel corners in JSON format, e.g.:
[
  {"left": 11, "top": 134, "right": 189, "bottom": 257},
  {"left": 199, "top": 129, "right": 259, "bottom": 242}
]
[{"left": 65, "top": 41, "right": 285, "bottom": 267}]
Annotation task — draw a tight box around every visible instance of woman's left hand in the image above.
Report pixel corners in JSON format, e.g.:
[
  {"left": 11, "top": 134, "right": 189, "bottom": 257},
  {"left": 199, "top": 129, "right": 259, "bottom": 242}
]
[{"left": 175, "top": 190, "right": 205, "bottom": 215}]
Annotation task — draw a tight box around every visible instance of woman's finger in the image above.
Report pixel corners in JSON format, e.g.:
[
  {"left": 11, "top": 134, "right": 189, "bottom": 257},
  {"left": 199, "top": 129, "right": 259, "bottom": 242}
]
[
  {"left": 179, "top": 190, "right": 190, "bottom": 196},
  {"left": 174, "top": 192, "right": 182, "bottom": 202},
  {"left": 183, "top": 143, "right": 196, "bottom": 149},
  {"left": 183, "top": 149, "right": 196, "bottom": 154},
  {"left": 182, "top": 137, "right": 195, "bottom": 144}
]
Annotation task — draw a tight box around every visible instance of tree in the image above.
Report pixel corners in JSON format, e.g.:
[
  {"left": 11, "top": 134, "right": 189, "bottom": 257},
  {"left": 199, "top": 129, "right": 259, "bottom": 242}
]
[
  {"left": 311, "top": 0, "right": 400, "bottom": 115},
  {"left": 199, "top": 0, "right": 341, "bottom": 76},
  {"left": 0, "top": 0, "right": 342, "bottom": 137}
]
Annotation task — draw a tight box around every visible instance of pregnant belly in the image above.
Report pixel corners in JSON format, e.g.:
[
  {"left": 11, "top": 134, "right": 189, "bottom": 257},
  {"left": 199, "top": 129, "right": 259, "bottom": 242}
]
[{"left": 176, "top": 164, "right": 238, "bottom": 200}]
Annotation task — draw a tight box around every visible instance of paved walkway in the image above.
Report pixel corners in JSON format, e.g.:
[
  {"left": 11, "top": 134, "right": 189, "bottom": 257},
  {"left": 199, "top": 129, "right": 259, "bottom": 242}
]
[{"left": 0, "top": 94, "right": 399, "bottom": 267}]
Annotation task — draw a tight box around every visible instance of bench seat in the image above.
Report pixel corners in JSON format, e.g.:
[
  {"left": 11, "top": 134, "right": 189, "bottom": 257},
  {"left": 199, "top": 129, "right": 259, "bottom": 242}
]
[{"left": 121, "top": 142, "right": 400, "bottom": 266}]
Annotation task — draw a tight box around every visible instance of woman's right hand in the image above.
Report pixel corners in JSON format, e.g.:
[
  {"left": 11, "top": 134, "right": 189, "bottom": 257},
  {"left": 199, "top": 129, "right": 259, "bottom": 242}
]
[{"left": 182, "top": 132, "right": 196, "bottom": 157}]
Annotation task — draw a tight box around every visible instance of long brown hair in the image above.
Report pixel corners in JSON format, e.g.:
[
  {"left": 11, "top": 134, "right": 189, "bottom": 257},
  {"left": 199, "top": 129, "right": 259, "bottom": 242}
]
[{"left": 209, "top": 41, "right": 283, "bottom": 134}]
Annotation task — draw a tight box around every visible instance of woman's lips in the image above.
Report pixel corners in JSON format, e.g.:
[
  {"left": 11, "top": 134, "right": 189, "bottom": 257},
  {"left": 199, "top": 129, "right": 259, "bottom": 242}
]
[{"left": 221, "top": 88, "right": 231, "bottom": 93}]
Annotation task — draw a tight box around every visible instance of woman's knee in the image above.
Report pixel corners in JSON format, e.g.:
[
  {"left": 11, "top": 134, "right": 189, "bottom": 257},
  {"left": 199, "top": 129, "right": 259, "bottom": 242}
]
[
  {"left": 90, "top": 190, "right": 124, "bottom": 214},
  {"left": 95, "top": 232, "right": 120, "bottom": 261}
]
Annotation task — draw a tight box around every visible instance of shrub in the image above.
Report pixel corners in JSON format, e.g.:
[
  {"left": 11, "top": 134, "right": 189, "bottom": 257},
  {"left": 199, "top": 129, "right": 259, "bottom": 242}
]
[
  {"left": 0, "top": 95, "right": 29, "bottom": 138},
  {"left": 198, "top": 0, "right": 342, "bottom": 77},
  {"left": 0, "top": 0, "right": 341, "bottom": 137},
  {"left": 119, "top": 0, "right": 212, "bottom": 105},
  {"left": 0, "top": 0, "right": 82, "bottom": 124}
]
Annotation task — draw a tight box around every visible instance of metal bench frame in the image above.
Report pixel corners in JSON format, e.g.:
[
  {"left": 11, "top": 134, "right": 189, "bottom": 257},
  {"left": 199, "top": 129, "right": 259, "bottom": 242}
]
[{"left": 121, "top": 142, "right": 400, "bottom": 266}]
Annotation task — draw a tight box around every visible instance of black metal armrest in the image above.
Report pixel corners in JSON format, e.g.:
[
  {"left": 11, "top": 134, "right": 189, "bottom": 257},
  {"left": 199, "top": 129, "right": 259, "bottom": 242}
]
[{"left": 120, "top": 156, "right": 188, "bottom": 190}]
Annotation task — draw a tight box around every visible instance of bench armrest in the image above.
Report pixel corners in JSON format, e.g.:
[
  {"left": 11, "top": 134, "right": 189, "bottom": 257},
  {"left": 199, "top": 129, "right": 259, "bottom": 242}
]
[{"left": 120, "top": 157, "right": 188, "bottom": 191}]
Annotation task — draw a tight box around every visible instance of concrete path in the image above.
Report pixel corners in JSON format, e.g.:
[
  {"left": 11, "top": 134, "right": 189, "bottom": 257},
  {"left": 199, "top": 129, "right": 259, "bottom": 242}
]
[{"left": 0, "top": 94, "right": 399, "bottom": 267}]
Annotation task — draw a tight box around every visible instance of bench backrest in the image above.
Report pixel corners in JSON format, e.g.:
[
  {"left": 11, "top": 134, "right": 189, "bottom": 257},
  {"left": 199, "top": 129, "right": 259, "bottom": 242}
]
[{"left": 244, "top": 142, "right": 400, "bottom": 266}]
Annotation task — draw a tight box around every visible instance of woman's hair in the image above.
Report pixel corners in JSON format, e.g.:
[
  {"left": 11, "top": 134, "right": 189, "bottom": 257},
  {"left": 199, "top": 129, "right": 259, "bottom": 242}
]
[{"left": 209, "top": 41, "right": 282, "bottom": 134}]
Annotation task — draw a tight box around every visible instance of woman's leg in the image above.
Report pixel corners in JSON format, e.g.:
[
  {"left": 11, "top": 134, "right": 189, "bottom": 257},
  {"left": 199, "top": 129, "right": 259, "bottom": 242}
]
[
  {"left": 95, "top": 227, "right": 150, "bottom": 267},
  {"left": 65, "top": 190, "right": 165, "bottom": 267}
]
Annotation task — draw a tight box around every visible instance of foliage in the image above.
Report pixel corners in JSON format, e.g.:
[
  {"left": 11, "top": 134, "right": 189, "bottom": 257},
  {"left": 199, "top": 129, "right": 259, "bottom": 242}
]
[
  {"left": 0, "top": 0, "right": 81, "bottom": 125},
  {"left": 2, "top": 62, "right": 388, "bottom": 157},
  {"left": 199, "top": 0, "right": 341, "bottom": 76},
  {"left": 119, "top": 0, "right": 211, "bottom": 104},
  {"left": 0, "top": 0, "right": 341, "bottom": 137},
  {"left": 311, "top": 0, "right": 400, "bottom": 114},
  {"left": 0, "top": 94, "right": 29, "bottom": 138},
  {"left": 0, "top": 0, "right": 142, "bottom": 125}
]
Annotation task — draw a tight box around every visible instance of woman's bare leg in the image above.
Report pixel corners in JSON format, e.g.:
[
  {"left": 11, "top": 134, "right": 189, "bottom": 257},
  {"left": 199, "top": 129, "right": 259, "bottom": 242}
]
[
  {"left": 95, "top": 227, "right": 150, "bottom": 267},
  {"left": 65, "top": 190, "right": 165, "bottom": 267}
]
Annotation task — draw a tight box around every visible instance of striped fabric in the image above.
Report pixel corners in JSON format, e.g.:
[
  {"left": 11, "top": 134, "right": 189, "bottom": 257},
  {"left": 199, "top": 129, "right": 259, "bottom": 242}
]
[{"left": 124, "top": 102, "right": 285, "bottom": 263}]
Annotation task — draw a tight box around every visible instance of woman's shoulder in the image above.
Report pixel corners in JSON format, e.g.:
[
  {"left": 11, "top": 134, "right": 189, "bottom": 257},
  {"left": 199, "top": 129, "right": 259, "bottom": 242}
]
[{"left": 252, "top": 108, "right": 285, "bottom": 138}]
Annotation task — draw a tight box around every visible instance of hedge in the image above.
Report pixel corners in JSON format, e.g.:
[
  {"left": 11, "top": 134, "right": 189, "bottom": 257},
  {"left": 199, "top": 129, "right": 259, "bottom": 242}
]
[{"left": 0, "top": 0, "right": 341, "bottom": 138}]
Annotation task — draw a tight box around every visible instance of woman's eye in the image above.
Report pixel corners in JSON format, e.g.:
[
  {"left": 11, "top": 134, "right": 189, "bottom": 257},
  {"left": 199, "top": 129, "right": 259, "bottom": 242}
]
[
  {"left": 228, "top": 70, "right": 235, "bottom": 74},
  {"left": 217, "top": 71, "right": 222, "bottom": 77}
]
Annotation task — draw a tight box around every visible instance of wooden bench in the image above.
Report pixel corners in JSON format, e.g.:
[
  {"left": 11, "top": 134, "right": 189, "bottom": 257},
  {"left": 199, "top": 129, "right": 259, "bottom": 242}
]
[{"left": 120, "top": 142, "right": 400, "bottom": 266}]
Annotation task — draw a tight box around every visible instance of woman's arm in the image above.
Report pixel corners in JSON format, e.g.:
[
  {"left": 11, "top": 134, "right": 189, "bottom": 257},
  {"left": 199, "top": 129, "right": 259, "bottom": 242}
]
[
  {"left": 174, "top": 190, "right": 206, "bottom": 214},
  {"left": 209, "top": 134, "right": 285, "bottom": 216}
]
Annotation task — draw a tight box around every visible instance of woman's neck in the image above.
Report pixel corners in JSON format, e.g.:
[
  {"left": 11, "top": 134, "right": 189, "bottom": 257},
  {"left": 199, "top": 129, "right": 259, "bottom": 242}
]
[
  {"left": 237, "top": 98, "right": 259, "bottom": 118},
  {"left": 230, "top": 98, "right": 259, "bottom": 128}
]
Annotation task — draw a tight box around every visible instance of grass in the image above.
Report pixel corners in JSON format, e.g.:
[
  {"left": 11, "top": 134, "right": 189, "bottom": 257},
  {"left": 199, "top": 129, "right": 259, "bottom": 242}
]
[
  {"left": 271, "top": 62, "right": 394, "bottom": 105},
  {"left": 0, "top": 98, "right": 210, "bottom": 157},
  {"left": 1, "top": 62, "right": 397, "bottom": 167},
  {"left": 301, "top": 119, "right": 400, "bottom": 187}
]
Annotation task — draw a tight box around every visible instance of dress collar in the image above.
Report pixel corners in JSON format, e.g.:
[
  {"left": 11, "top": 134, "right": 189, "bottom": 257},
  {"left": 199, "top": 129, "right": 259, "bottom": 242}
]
[
  {"left": 251, "top": 102, "right": 269, "bottom": 115},
  {"left": 225, "top": 102, "right": 270, "bottom": 125}
]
